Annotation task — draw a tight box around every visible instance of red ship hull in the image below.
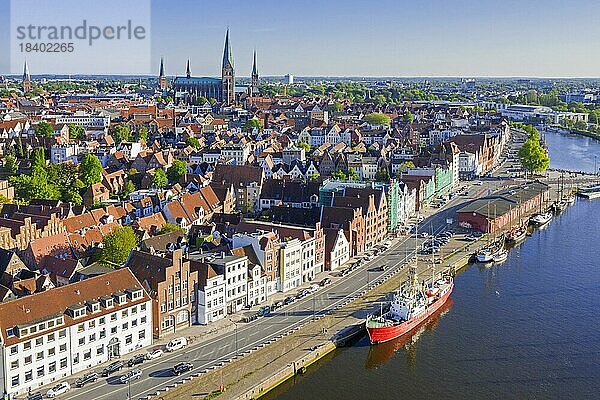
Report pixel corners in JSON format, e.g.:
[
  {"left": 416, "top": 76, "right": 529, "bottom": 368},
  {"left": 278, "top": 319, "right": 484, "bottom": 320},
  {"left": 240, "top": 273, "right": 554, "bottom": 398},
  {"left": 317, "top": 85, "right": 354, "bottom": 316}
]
[{"left": 366, "top": 283, "right": 453, "bottom": 345}]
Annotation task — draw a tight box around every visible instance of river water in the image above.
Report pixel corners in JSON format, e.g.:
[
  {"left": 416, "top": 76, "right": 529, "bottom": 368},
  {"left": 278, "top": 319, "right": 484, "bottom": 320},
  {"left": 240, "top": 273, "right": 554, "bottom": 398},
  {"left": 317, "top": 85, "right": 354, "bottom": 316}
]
[
  {"left": 264, "top": 134, "right": 600, "bottom": 400},
  {"left": 542, "top": 129, "right": 600, "bottom": 174}
]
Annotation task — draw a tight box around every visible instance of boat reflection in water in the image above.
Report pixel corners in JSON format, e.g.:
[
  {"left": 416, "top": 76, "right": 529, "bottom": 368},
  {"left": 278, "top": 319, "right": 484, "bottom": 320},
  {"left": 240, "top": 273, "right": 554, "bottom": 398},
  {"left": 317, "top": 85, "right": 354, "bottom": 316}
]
[{"left": 365, "top": 298, "right": 453, "bottom": 369}]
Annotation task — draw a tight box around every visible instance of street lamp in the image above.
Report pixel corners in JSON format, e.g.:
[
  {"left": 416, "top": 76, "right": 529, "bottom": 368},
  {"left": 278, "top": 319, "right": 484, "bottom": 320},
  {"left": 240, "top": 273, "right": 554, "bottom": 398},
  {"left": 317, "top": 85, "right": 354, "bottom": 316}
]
[{"left": 230, "top": 319, "right": 238, "bottom": 355}]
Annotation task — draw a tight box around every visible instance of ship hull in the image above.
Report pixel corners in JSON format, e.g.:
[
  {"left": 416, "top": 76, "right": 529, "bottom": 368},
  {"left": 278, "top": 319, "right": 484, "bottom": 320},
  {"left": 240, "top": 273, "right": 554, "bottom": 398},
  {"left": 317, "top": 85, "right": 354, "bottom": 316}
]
[{"left": 366, "top": 283, "right": 453, "bottom": 345}]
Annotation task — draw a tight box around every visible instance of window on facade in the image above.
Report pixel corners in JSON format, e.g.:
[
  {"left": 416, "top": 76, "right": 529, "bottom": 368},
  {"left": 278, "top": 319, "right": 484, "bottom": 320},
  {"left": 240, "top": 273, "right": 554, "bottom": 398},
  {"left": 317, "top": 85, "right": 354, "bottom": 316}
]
[
  {"left": 175, "top": 298, "right": 180, "bottom": 308},
  {"left": 49, "top": 361, "right": 56, "bottom": 373},
  {"left": 96, "top": 345, "right": 104, "bottom": 356},
  {"left": 73, "top": 353, "right": 79, "bottom": 365},
  {"left": 36, "top": 351, "right": 43, "bottom": 361},
  {"left": 25, "top": 370, "right": 33, "bottom": 382},
  {"left": 138, "top": 329, "right": 146, "bottom": 340},
  {"left": 89, "top": 333, "right": 96, "bottom": 342},
  {"left": 24, "top": 355, "right": 32, "bottom": 365},
  {"left": 37, "top": 365, "right": 45, "bottom": 377},
  {"left": 78, "top": 338, "right": 85, "bottom": 346},
  {"left": 23, "top": 341, "right": 31, "bottom": 351},
  {"left": 35, "top": 337, "right": 43, "bottom": 347},
  {"left": 121, "top": 310, "right": 128, "bottom": 318},
  {"left": 110, "top": 313, "right": 117, "bottom": 321},
  {"left": 160, "top": 303, "right": 166, "bottom": 312},
  {"left": 141, "top": 303, "right": 146, "bottom": 311},
  {"left": 10, "top": 345, "right": 17, "bottom": 355},
  {"left": 141, "top": 316, "right": 147, "bottom": 324},
  {"left": 131, "top": 306, "right": 137, "bottom": 315},
  {"left": 30, "top": 326, "right": 37, "bottom": 334},
  {"left": 131, "top": 319, "right": 137, "bottom": 327},
  {"left": 89, "top": 320, "right": 95, "bottom": 328},
  {"left": 99, "top": 328, "right": 106, "bottom": 339},
  {"left": 11, "top": 375, "right": 19, "bottom": 387},
  {"left": 111, "top": 326, "right": 117, "bottom": 334},
  {"left": 125, "top": 334, "right": 132, "bottom": 345},
  {"left": 83, "top": 350, "right": 91, "bottom": 361},
  {"left": 59, "top": 343, "right": 66, "bottom": 353},
  {"left": 168, "top": 285, "right": 173, "bottom": 294},
  {"left": 99, "top": 317, "right": 105, "bottom": 325},
  {"left": 168, "top": 301, "right": 173, "bottom": 310},
  {"left": 47, "top": 333, "right": 55, "bottom": 342},
  {"left": 10, "top": 360, "right": 18, "bottom": 370},
  {"left": 48, "top": 347, "right": 55, "bottom": 357},
  {"left": 59, "top": 329, "right": 66, "bottom": 339},
  {"left": 122, "top": 322, "right": 128, "bottom": 331},
  {"left": 78, "top": 323, "right": 85, "bottom": 332}
]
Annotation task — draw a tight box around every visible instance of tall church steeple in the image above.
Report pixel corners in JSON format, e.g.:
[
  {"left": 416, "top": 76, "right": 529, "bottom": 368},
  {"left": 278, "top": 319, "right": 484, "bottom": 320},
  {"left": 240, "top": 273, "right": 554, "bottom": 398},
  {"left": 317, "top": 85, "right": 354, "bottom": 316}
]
[
  {"left": 251, "top": 50, "right": 259, "bottom": 94},
  {"left": 186, "top": 59, "right": 191, "bottom": 78},
  {"left": 22, "top": 60, "right": 31, "bottom": 94},
  {"left": 221, "top": 29, "right": 235, "bottom": 105},
  {"left": 159, "top": 57, "right": 167, "bottom": 90}
]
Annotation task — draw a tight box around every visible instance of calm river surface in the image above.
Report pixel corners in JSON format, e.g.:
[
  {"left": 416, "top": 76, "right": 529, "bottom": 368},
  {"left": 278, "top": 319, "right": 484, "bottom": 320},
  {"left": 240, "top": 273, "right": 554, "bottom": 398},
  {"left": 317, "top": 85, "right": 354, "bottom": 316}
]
[
  {"left": 543, "top": 129, "right": 600, "bottom": 174},
  {"left": 265, "top": 134, "right": 600, "bottom": 400}
]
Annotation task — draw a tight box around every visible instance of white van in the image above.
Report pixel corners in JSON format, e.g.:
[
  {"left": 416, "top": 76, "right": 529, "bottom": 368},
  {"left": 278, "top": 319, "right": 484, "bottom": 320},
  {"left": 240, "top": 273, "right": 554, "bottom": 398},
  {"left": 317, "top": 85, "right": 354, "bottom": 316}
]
[{"left": 165, "top": 337, "right": 188, "bottom": 352}]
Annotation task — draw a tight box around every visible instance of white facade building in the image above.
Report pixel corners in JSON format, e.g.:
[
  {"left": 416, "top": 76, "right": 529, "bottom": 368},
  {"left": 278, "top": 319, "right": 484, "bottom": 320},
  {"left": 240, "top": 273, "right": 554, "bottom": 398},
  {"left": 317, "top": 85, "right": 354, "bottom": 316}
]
[
  {"left": 328, "top": 229, "right": 350, "bottom": 271},
  {"left": 0, "top": 269, "right": 152, "bottom": 397},
  {"left": 50, "top": 144, "right": 80, "bottom": 164},
  {"left": 208, "top": 254, "right": 248, "bottom": 313},
  {"left": 196, "top": 263, "right": 227, "bottom": 325},
  {"left": 279, "top": 239, "right": 303, "bottom": 292}
]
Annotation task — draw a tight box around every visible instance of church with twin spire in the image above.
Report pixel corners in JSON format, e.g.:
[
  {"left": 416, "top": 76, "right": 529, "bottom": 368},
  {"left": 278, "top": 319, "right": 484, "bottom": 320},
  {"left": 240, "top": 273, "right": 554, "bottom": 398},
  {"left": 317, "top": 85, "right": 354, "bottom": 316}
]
[{"left": 161, "top": 29, "right": 258, "bottom": 106}]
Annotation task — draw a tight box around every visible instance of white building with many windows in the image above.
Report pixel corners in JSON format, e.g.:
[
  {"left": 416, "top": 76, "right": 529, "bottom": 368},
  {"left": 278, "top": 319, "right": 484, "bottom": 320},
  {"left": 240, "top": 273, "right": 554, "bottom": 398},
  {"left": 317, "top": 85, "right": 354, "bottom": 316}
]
[
  {"left": 0, "top": 269, "right": 152, "bottom": 397},
  {"left": 192, "top": 261, "right": 227, "bottom": 325},
  {"left": 206, "top": 254, "right": 248, "bottom": 314},
  {"left": 279, "top": 238, "right": 303, "bottom": 292}
]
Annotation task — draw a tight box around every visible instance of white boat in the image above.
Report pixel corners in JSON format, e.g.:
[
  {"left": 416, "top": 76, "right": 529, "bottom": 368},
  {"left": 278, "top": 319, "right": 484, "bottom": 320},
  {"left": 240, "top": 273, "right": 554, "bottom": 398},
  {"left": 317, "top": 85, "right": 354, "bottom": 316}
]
[
  {"left": 492, "top": 249, "right": 508, "bottom": 263},
  {"left": 476, "top": 248, "right": 494, "bottom": 263},
  {"left": 530, "top": 211, "right": 552, "bottom": 227},
  {"left": 578, "top": 184, "right": 600, "bottom": 199}
]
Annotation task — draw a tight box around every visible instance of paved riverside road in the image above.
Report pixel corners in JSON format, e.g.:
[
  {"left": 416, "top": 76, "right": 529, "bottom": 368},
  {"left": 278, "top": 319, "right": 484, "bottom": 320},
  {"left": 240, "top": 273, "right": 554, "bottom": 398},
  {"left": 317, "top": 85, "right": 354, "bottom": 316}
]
[{"left": 52, "top": 209, "right": 461, "bottom": 400}]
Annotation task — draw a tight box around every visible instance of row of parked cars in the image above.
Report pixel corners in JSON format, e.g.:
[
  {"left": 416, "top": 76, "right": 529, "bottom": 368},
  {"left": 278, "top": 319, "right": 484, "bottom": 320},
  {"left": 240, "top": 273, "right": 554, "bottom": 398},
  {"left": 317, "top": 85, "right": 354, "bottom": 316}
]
[
  {"left": 419, "top": 231, "right": 454, "bottom": 255},
  {"left": 28, "top": 337, "right": 192, "bottom": 399}
]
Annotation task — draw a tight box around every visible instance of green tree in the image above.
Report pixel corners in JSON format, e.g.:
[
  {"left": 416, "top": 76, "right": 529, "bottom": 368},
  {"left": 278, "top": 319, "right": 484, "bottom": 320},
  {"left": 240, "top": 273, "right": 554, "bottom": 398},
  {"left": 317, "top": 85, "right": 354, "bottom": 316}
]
[
  {"left": 110, "top": 123, "right": 131, "bottom": 144},
  {"left": 35, "top": 121, "right": 54, "bottom": 137},
  {"left": 348, "top": 168, "right": 359, "bottom": 180},
  {"left": 309, "top": 172, "right": 320, "bottom": 181},
  {"left": 243, "top": 118, "right": 263, "bottom": 131},
  {"left": 101, "top": 226, "right": 138, "bottom": 266},
  {"left": 375, "top": 168, "right": 390, "bottom": 182},
  {"left": 31, "top": 147, "right": 46, "bottom": 170},
  {"left": 159, "top": 222, "right": 180, "bottom": 235},
  {"left": 198, "top": 96, "right": 208, "bottom": 104},
  {"left": 363, "top": 113, "right": 390, "bottom": 126},
  {"left": 2, "top": 155, "right": 18, "bottom": 174},
  {"left": 166, "top": 160, "right": 187, "bottom": 182},
  {"left": 573, "top": 120, "right": 588, "bottom": 131},
  {"left": 398, "top": 161, "right": 416, "bottom": 174},
  {"left": 296, "top": 142, "right": 311, "bottom": 153},
  {"left": 331, "top": 170, "right": 347, "bottom": 180},
  {"left": 137, "top": 126, "right": 149, "bottom": 143},
  {"left": 152, "top": 168, "right": 167, "bottom": 188},
  {"left": 67, "top": 124, "right": 86, "bottom": 140},
  {"left": 403, "top": 110, "right": 414, "bottom": 123},
  {"left": 79, "top": 154, "right": 103, "bottom": 187},
  {"left": 517, "top": 132, "right": 550, "bottom": 175},
  {"left": 186, "top": 137, "right": 201, "bottom": 148},
  {"left": 330, "top": 101, "right": 343, "bottom": 113},
  {"left": 122, "top": 180, "right": 136, "bottom": 198}
]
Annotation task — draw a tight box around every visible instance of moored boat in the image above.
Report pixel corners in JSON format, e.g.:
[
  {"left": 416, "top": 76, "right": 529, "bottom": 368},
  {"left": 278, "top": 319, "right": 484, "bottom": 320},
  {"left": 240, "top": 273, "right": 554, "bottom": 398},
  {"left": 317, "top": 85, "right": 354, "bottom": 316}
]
[
  {"left": 506, "top": 224, "right": 527, "bottom": 244},
  {"left": 492, "top": 249, "right": 508, "bottom": 263},
  {"left": 530, "top": 211, "right": 552, "bottom": 227},
  {"left": 365, "top": 266, "right": 453, "bottom": 345},
  {"left": 577, "top": 184, "right": 600, "bottom": 200}
]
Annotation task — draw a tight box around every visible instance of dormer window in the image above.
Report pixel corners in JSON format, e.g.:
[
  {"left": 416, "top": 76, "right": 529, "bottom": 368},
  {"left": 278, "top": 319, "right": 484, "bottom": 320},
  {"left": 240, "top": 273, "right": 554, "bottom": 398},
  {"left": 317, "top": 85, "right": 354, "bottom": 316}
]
[
  {"left": 87, "top": 301, "right": 100, "bottom": 313},
  {"left": 126, "top": 288, "right": 143, "bottom": 301},
  {"left": 113, "top": 292, "right": 127, "bottom": 305},
  {"left": 100, "top": 296, "right": 114, "bottom": 308},
  {"left": 68, "top": 304, "right": 87, "bottom": 319}
]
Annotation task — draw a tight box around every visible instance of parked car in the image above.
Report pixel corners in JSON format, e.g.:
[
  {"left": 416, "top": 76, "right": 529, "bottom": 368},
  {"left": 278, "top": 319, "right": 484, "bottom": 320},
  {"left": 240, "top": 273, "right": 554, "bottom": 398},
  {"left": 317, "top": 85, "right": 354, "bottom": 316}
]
[
  {"left": 319, "top": 277, "right": 331, "bottom": 286},
  {"left": 74, "top": 372, "right": 98, "bottom": 388},
  {"left": 272, "top": 301, "right": 284, "bottom": 310},
  {"left": 378, "top": 265, "right": 388, "bottom": 272},
  {"left": 283, "top": 296, "right": 295, "bottom": 305},
  {"left": 101, "top": 361, "right": 124, "bottom": 377},
  {"left": 172, "top": 362, "right": 194, "bottom": 375},
  {"left": 46, "top": 382, "right": 70, "bottom": 398},
  {"left": 26, "top": 392, "right": 43, "bottom": 400},
  {"left": 309, "top": 284, "right": 319, "bottom": 293},
  {"left": 166, "top": 337, "right": 188, "bottom": 352},
  {"left": 419, "top": 232, "right": 429, "bottom": 238},
  {"left": 145, "top": 348, "right": 164, "bottom": 360},
  {"left": 128, "top": 354, "right": 146, "bottom": 367},
  {"left": 120, "top": 368, "right": 142, "bottom": 384},
  {"left": 242, "top": 312, "right": 259, "bottom": 323}
]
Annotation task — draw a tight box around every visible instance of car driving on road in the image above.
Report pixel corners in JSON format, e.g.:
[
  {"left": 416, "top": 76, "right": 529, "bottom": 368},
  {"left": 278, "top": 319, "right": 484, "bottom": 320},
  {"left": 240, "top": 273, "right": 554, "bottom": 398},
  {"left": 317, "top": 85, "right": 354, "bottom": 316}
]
[
  {"left": 172, "top": 362, "right": 194, "bottom": 375},
  {"left": 128, "top": 354, "right": 146, "bottom": 367},
  {"left": 120, "top": 368, "right": 142, "bottom": 384}
]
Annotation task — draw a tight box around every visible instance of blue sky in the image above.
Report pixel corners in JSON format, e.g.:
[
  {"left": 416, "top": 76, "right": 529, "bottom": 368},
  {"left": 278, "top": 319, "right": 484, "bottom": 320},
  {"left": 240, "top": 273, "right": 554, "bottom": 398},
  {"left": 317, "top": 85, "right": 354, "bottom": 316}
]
[{"left": 2, "top": 0, "right": 600, "bottom": 77}]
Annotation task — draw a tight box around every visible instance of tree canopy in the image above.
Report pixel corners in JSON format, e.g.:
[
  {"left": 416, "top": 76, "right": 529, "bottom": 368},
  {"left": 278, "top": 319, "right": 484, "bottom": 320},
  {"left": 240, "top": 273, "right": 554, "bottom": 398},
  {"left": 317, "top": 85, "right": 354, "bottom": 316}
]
[
  {"left": 331, "top": 170, "right": 347, "bottom": 180},
  {"left": 79, "top": 154, "right": 103, "bottom": 187},
  {"left": 296, "top": 141, "right": 311, "bottom": 153},
  {"left": 110, "top": 123, "right": 131, "bottom": 144},
  {"left": 363, "top": 113, "right": 391, "bottom": 126},
  {"left": 167, "top": 160, "right": 187, "bottom": 183},
  {"left": 243, "top": 118, "right": 263, "bottom": 131},
  {"left": 517, "top": 128, "right": 550, "bottom": 175},
  {"left": 152, "top": 168, "right": 167, "bottom": 188},
  {"left": 101, "top": 226, "right": 138, "bottom": 266},
  {"left": 185, "top": 137, "right": 201, "bottom": 148},
  {"left": 67, "top": 124, "right": 86, "bottom": 140},
  {"left": 375, "top": 167, "right": 390, "bottom": 182},
  {"left": 35, "top": 121, "right": 54, "bottom": 137},
  {"left": 159, "top": 222, "right": 180, "bottom": 235}
]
